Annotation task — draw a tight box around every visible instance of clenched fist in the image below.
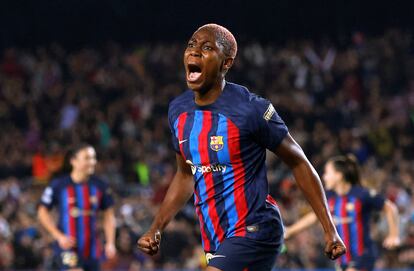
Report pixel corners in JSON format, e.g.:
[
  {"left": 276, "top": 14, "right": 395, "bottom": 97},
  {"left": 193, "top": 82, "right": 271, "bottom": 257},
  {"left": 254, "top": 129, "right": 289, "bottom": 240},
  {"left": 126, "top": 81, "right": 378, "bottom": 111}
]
[
  {"left": 324, "top": 233, "right": 346, "bottom": 260},
  {"left": 137, "top": 229, "right": 161, "bottom": 256}
]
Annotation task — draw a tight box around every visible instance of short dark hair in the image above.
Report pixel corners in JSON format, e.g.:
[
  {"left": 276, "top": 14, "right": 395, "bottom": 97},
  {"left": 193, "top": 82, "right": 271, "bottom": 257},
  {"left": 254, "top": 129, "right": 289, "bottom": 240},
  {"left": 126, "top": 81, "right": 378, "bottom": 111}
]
[
  {"left": 329, "top": 154, "right": 360, "bottom": 185},
  {"left": 196, "top": 23, "right": 237, "bottom": 59},
  {"left": 67, "top": 143, "right": 93, "bottom": 160}
]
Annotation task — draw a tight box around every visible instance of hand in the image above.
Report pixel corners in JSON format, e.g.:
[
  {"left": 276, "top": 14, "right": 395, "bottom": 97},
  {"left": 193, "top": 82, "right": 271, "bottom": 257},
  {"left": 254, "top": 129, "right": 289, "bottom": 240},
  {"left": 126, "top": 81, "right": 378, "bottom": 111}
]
[
  {"left": 57, "top": 234, "right": 76, "bottom": 250},
  {"left": 105, "top": 243, "right": 116, "bottom": 259},
  {"left": 324, "top": 233, "right": 346, "bottom": 260},
  {"left": 284, "top": 227, "right": 293, "bottom": 240},
  {"left": 383, "top": 235, "right": 401, "bottom": 249},
  {"left": 137, "top": 229, "right": 161, "bottom": 256}
]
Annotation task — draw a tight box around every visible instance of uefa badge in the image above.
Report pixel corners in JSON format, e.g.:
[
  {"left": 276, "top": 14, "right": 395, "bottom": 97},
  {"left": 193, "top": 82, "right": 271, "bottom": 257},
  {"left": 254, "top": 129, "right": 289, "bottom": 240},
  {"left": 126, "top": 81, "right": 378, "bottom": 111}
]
[{"left": 210, "top": 136, "right": 224, "bottom": 151}]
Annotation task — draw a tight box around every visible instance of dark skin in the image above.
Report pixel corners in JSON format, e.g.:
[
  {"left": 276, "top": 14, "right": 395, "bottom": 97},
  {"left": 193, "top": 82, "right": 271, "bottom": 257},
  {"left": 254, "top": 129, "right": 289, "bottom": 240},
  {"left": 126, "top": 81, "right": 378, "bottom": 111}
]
[{"left": 137, "top": 28, "right": 346, "bottom": 269}]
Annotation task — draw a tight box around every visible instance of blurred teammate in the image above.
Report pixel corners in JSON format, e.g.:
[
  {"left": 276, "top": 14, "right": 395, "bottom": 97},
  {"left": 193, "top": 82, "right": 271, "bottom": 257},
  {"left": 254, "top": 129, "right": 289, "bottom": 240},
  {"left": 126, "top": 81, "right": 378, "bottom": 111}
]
[
  {"left": 137, "top": 23, "right": 346, "bottom": 271},
  {"left": 38, "top": 143, "right": 116, "bottom": 271},
  {"left": 285, "top": 155, "right": 400, "bottom": 271}
]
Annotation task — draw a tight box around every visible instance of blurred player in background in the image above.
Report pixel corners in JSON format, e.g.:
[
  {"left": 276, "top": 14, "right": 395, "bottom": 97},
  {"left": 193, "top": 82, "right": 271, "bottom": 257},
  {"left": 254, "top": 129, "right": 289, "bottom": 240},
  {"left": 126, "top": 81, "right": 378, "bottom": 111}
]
[
  {"left": 285, "top": 155, "right": 401, "bottom": 271},
  {"left": 137, "top": 23, "right": 345, "bottom": 271},
  {"left": 38, "top": 143, "right": 116, "bottom": 271}
]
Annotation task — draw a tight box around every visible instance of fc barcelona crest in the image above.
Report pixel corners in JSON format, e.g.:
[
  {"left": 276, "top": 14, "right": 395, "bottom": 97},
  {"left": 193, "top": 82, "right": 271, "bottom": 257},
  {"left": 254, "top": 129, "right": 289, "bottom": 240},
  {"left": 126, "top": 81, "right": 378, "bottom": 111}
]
[{"left": 210, "top": 136, "right": 224, "bottom": 151}]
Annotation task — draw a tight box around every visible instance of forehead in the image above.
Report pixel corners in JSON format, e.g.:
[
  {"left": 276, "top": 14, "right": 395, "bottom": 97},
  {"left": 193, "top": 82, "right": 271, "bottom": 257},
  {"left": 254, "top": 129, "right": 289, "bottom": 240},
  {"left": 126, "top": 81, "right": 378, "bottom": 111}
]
[
  {"left": 75, "top": 147, "right": 96, "bottom": 157},
  {"left": 190, "top": 29, "right": 218, "bottom": 43}
]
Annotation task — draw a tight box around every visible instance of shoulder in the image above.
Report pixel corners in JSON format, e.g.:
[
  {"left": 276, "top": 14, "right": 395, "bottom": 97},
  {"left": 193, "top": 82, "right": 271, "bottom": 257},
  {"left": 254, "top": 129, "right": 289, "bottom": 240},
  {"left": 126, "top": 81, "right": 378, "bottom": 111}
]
[
  {"left": 168, "top": 90, "right": 193, "bottom": 117},
  {"left": 49, "top": 175, "right": 70, "bottom": 189},
  {"left": 325, "top": 190, "right": 337, "bottom": 199},
  {"left": 224, "top": 82, "right": 272, "bottom": 116},
  {"left": 90, "top": 176, "right": 110, "bottom": 189},
  {"left": 352, "top": 186, "right": 369, "bottom": 197}
]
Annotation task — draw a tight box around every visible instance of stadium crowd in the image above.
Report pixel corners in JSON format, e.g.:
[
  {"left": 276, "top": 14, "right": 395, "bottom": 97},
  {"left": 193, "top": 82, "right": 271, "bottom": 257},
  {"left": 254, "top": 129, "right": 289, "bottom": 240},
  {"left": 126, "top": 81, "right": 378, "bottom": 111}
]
[{"left": 0, "top": 29, "right": 413, "bottom": 270}]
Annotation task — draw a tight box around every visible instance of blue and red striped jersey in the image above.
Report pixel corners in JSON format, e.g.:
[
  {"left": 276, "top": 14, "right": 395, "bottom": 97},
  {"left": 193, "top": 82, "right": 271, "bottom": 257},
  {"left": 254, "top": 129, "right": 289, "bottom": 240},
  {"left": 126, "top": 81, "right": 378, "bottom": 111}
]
[
  {"left": 40, "top": 175, "right": 114, "bottom": 259},
  {"left": 168, "top": 82, "right": 288, "bottom": 252},
  {"left": 326, "top": 186, "right": 385, "bottom": 265}
]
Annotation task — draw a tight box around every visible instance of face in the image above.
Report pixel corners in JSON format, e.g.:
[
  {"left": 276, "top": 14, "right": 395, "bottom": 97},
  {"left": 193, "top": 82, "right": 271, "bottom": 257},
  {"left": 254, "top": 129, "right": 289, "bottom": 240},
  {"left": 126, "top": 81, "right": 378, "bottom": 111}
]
[
  {"left": 184, "top": 29, "right": 233, "bottom": 92},
  {"left": 322, "top": 162, "right": 343, "bottom": 190},
  {"left": 70, "top": 147, "right": 97, "bottom": 176}
]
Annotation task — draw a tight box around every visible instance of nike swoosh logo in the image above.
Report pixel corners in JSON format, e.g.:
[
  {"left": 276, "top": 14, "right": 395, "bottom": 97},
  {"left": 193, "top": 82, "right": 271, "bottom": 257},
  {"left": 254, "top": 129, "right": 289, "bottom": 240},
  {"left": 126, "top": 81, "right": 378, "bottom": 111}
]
[
  {"left": 205, "top": 253, "right": 226, "bottom": 263},
  {"left": 179, "top": 139, "right": 188, "bottom": 144},
  {"left": 210, "top": 255, "right": 226, "bottom": 259}
]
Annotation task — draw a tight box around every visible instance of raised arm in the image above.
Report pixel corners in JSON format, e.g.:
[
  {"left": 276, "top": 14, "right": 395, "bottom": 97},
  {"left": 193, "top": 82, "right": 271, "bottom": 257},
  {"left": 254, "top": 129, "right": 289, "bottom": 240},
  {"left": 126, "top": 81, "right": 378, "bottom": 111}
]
[
  {"left": 274, "top": 133, "right": 345, "bottom": 260},
  {"left": 137, "top": 153, "right": 194, "bottom": 255},
  {"left": 284, "top": 212, "right": 317, "bottom": 239},
  {"left": 382, "top": 199, "right": 401, "bottom": 249}
]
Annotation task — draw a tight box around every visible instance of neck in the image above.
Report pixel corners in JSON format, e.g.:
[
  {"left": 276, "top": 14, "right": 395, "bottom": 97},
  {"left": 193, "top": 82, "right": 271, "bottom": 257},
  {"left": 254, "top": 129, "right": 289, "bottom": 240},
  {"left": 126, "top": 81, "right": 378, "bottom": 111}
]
[
  {"left": 335, "top": 181, "right": 352, "bottom": 196},
  {"left": 194, "top": 79, "right": 225, "bottom": 106},
  {"left": 70, "top": 171, "right": 89, "bottom": 183}
]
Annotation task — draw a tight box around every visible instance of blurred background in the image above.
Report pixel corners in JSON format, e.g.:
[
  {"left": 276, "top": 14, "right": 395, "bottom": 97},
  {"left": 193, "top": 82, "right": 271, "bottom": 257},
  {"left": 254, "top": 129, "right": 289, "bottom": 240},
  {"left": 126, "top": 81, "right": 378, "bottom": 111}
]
[{"left": 0, "top": 0, "right": 413, "bottom": 270}]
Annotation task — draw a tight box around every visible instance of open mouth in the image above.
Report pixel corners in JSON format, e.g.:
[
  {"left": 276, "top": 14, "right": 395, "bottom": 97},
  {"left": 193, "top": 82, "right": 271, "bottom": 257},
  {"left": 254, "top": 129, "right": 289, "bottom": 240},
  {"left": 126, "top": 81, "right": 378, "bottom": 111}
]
[{"left": 187, "top": 63, "right": 202, "bottom": 82}]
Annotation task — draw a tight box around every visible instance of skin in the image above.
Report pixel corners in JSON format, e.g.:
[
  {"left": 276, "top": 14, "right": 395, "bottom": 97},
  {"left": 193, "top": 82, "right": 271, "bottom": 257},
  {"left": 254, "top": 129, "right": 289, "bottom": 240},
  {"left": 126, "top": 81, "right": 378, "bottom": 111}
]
[
  {"left": 284, "top": 161, "right": 401, "bottom": 270},
  {"left": 137, "top": 28, "right": 346, "bottom": 270},
  {"left": 38, "top": 147, "right": 116, "bottom": 270}
]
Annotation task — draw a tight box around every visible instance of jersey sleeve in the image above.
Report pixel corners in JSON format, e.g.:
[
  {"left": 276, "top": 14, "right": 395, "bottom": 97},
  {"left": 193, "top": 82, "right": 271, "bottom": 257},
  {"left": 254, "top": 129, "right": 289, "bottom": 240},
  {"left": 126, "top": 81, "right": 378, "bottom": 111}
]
[
  {"left": 365, "top": 190, "right": 386, "bottom": 211},
  {"left": 39, "top": 180, "right": 59, "bottom": 209},
  {"left": 100, "top": 183, "right": 115, "bottom": 210},
  {"left": 249, "top": 96, "right": 288, "bottom": 150},
  {"left": 168, "top": 104, "right": 181, "bottom": 154}
]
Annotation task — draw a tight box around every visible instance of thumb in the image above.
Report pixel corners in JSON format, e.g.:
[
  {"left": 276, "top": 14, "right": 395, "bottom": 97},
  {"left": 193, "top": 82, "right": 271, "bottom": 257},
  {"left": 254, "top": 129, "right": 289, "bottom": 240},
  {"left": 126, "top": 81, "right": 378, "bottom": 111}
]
[{"left": 155, "top": 230, "right": 161, "bottom": 243}]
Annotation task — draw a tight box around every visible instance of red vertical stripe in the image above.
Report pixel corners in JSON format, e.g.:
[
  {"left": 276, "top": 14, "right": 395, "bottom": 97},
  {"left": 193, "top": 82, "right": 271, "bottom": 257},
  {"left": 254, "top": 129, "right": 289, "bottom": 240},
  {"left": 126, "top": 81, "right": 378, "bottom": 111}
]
[
  {"left": 67, "top": 186, "right": 77, "bottom": 239},
  {"left": 199, "top": 111, "right": 225, "bottom": 242},
  {"left": 82, "top": 185, "right": 91, "bottom": 258},
  {"left": 328, "top": 197, "right": 340, "bottom": 265},
  {"left": 355, "top": 199, "right": 364, "bottom": 255},
  {"left": 227, "top": 119, "right": 248, "bottom": 237},
  {"left": 328, "top": 197, "right": 335, "bottom": 215},
  {"left": 194, "top": 192, "right": 211, "bottom": 251},
  {"left": 177, "top": 113, "right": 188, "bottom": 159},
  {"left": 340, "top": 196, "right": 352, "bottom": 263},
  {"left": 96, "top": 190, "right": 103, "bottom": 257}
]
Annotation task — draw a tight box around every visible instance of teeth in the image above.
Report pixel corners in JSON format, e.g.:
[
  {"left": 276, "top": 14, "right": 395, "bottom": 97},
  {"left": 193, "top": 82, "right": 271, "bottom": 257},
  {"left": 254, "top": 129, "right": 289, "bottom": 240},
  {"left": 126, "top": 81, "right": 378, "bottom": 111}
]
[{"left": 188, "top": 72, "right": 201, "bottom": 82}]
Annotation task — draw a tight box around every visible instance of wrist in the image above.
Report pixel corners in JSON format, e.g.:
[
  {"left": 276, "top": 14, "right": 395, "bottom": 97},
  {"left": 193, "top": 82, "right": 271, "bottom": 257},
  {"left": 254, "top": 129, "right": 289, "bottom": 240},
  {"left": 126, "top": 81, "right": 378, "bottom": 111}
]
[{"left": 53, "top": 231, "right": 65, "bottom": 241}]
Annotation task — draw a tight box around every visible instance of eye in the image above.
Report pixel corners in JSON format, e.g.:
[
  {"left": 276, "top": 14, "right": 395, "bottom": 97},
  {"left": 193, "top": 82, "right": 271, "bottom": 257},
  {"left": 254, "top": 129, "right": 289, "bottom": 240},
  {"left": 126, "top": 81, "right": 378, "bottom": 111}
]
[
  {"left": 187, "top": 42, "right": 195, "bottom": 48},
  {"left": 203, "top": 45, "right": 213, "bottom": 51}
]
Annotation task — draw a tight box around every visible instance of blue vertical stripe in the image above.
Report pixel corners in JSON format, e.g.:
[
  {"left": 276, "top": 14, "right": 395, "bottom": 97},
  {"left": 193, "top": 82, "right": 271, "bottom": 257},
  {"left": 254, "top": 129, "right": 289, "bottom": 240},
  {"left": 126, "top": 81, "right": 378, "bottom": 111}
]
[
  {"left": 335, "top": 197, "right": 346, "bottom": 265},
  {"left": 189, "top": 110, "right": 219, "bottom": 248},
  {"left": 75, "top": 185, "right": 84, "bottom": 256},
  {"left": 90, "top": 185, "right": 97, "bottom": 258},
  {"left": 174, "top": 118, "right": 179, "bottom": 138},
  {"left": 61, "top": 189, "right": 69, "bottom": 235},
  {"left": 349, "top": 197, "right": 358, "bottom": 256},
  {"left": 216, "top": 114, "right": 238, "bottom": 237}
]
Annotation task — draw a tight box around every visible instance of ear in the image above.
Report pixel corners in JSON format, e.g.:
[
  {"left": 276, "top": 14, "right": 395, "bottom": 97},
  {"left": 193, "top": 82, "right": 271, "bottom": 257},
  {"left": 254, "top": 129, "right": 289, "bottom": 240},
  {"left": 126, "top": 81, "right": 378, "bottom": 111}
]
[{"left": 222, "top": 57, "right": 234, "bottom": 74}]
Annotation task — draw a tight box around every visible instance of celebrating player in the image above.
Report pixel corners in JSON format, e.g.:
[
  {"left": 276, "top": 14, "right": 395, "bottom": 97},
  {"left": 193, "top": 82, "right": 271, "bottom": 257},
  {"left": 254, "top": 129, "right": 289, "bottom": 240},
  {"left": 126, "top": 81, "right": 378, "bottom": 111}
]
[
  {"left": 38, "top": 143, "right": 116, "bottom": 271},
  {"left": 137, "top": 24, "right": 346, "bottom": 271},
  {"left": 285, "top": 155, "right": 400, "bottom": 271}
]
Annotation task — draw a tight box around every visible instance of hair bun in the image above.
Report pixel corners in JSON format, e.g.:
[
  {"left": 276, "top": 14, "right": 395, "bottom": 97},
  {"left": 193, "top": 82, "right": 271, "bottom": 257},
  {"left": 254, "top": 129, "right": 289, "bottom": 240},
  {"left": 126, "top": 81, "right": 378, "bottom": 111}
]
[{"left": 345, "top": 154, "right": 358, "bottom": 163}]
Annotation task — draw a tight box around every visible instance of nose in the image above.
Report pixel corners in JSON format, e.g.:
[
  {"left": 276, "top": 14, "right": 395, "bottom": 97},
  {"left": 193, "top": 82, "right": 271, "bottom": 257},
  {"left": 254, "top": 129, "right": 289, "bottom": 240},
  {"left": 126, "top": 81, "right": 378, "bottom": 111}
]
[{"left": 188, "top": 47, "right": 201, "bottom": 57}]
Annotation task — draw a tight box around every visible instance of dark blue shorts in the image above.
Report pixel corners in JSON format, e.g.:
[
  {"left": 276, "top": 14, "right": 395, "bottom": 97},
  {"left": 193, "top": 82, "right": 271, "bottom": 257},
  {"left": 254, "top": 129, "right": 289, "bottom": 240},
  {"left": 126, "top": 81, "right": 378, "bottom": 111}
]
[
  {"left": 338, "top": 254, "right": 376, "bottom": 271},
  {"left": 207, "top": 237, "right": 281, "bottom": 271},
  {"left": 53, "top": 249, "right": 100, "bottom": 271}
]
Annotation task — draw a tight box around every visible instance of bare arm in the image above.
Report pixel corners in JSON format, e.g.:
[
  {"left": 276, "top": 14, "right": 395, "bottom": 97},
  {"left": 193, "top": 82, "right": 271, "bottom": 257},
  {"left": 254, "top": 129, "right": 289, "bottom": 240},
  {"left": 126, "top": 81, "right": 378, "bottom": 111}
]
[
  {"left": 38, "top": 205, "right": 75, "bottom": 249},
  {"left": 382, "top": 199, "right": 401, "bottom": 249},
  {"left": 103, "top": 207, "right": 117, "bottom": 258},
  {"left": 137, "top": 153, "right": 194, "bottom": 255},
  {"left": 274, "top": 133, "right": 345, "bottom": 260},
  {"left": 284, "top": 212, "right": 317, "bottom": 239}
]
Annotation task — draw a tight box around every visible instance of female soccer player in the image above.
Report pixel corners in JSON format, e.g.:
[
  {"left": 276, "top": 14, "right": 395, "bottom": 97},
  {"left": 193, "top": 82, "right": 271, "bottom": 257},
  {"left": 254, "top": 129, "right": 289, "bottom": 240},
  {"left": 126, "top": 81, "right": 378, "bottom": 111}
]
[
  {"left": 137, "top": 24, "right": 346, "bottom": 271},
  {"left": 285, "top": 155, "right": 400, "bottom": 271},
  {"left": 38, "top": 143, "right": 116, "bottom": 271}
]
